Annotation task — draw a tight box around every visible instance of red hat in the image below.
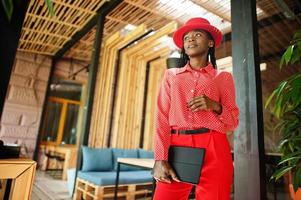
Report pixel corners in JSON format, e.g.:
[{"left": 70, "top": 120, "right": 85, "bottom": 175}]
[{"left": 173, "top": 17, "right": 223, "bottom": 49}]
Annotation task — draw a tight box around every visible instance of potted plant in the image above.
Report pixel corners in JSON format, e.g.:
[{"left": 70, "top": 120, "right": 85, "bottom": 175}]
[{"left": 265, "top": 29, "right": 301, "bottom": 198}]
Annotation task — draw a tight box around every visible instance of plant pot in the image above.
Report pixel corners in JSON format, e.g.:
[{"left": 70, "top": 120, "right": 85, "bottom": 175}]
[{"left": 289, "top": 184, "right": 301, "bottom": 200}]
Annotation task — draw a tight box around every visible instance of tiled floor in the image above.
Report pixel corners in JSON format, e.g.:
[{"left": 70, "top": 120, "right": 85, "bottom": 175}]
[{"left": 32, "top": 170, "right": 72, "bottom": 200}]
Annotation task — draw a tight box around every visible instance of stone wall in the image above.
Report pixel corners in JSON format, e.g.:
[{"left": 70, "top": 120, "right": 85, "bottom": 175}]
[{"left": 0, "top": 52, "right": 51, "bottom": 158}]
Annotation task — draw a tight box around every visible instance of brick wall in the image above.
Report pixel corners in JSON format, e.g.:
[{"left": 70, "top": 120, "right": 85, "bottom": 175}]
[
  {"left": 0, "top": 52, "right": 88, "bottom": 158},
  {"left": 0, "top": 52, "right": 51, "bottom": 158}
]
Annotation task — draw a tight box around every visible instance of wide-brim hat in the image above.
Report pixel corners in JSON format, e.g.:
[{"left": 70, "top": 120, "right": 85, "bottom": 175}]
[{"left": 173, "top": 17, "right": 223, "bottom": 49}]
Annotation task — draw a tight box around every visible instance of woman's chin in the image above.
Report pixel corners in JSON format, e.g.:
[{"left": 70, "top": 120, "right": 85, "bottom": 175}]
[{"left": 185, "top": 49, "right": 206, "bottom": 57}]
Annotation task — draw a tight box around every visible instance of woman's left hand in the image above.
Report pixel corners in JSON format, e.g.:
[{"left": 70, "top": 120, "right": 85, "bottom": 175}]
[{"left": 188, "top": 94, "right": 222, "bottom": 114}]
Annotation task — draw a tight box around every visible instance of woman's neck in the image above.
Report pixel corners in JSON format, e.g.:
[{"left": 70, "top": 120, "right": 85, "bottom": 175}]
[{"left": 189, "top": 55, "right": 208, "bottom": 70}]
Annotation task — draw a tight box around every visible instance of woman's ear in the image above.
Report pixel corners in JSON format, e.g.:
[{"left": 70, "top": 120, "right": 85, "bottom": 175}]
[{"left": 208, "top": 41, "right": 214, "bottom": 48}]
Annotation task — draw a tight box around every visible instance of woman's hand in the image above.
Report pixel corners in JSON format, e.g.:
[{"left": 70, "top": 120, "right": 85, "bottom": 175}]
[
  {"left": 153, "top": 160, "right": 180, "bottom": 183},
  {"left": 188, "top": 94, "right": 222, "bottom": 114}
]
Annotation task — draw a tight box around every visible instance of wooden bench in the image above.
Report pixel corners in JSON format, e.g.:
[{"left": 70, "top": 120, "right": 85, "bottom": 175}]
[{"left": 73, "top": 178, "right": 152, "bottom": 200}]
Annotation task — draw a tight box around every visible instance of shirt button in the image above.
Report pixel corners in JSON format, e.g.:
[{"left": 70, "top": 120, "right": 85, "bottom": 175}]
[{"left": 190, "top": 89, "right": 194, "bottom": 93}]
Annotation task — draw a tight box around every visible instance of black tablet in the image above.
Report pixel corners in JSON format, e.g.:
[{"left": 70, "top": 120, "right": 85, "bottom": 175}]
[{"left": 168, "top": 146, "right": 205, "bottom": 184}]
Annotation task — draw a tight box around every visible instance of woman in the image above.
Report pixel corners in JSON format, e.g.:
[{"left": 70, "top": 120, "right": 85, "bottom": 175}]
[{"left": 152, "top": 17, "right": 239, "bottom": 200}]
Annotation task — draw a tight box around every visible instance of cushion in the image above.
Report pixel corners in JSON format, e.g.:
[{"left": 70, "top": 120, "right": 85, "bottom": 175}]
[
  {"left": 112, "top": 148, "right": 139, "bottom": 171},
  {"left": 138, "top": 149, "right": 154, "bottom": 159},
  {"left": 81, "top": 146, "right": 113, "bottom": 171},
  {"left": 78, "top": 170, "right": 152, "bottom": 186}
]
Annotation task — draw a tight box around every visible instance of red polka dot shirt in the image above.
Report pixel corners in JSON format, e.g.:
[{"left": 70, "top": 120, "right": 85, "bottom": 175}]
[{"left": 154, "top": 62, "right": 239, "bottom": 160}]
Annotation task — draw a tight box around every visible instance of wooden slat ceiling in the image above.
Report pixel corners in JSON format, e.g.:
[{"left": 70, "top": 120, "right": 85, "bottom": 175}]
[
  {"left": 18, "top": 0, "right": 301, "bottom": 63},
  {"left": 18, "top": 0, "right": 108, "bottom": 56}
]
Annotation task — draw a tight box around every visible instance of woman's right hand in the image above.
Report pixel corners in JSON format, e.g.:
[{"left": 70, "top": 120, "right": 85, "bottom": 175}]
[{"left": 152, "top": 160, "right": 180, "bottom": 183}]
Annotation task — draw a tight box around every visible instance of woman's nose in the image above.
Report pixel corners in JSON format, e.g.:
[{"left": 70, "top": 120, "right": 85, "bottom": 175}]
[{"left": 187, "top": 36, "right": 195, "bottom": 41}]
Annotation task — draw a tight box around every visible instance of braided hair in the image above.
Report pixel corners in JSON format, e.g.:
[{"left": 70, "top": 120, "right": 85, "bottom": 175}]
[{"left": 180, "top": 31, "right": 217, "bottom": 69}]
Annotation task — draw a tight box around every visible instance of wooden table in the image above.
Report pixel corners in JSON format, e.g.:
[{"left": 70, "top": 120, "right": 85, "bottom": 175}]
[
  {"left": 0, "top": 159, "right": 36, "bottom": 200},
  {"left": 114, "top": 158, "right": 155, "bottom": 200}
]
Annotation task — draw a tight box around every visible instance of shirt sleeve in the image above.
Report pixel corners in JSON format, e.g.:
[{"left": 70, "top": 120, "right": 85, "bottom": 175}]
[
  {"left": 217, "top": 72, "right": 239, "bottom": 131},
  {"left": 154, "top": 70, "right": 171, "bottom": 161}
]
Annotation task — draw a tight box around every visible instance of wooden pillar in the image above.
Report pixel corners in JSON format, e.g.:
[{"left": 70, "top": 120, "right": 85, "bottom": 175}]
[{"left": 231, "top": 0, "right": 267, "bottom": 199}]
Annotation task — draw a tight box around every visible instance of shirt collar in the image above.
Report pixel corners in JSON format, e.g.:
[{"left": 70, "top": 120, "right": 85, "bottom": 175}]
[{"left": 175, "top": 62, "right": 216, "bottom": 76}]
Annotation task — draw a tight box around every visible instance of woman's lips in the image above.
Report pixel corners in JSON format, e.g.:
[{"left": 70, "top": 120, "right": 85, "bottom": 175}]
[{"left": 188, "top": 44, "right": 198, "bottom": 48}]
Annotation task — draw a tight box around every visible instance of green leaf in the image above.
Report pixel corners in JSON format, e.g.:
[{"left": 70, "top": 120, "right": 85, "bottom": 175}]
[
  {"left": 280, "top": 54, "right": 285, "bottom": 68},
  {"left": 290, "top": 78, "right": 301, "bottom": 106},
  {"left": 281, "top": 45, "right": 293, "bottom": 68},
  {"left": 265, "top": 89, "right": 277, "bottom": 108},
  {"left": 271, "top": 166, "right": 294, "bottom": 181},
  {"left": 293, "top": 29, "right": 301, "bottom": 40},
  {"left": 275, "top": 98, "right": 283, "bottom": 118},
  {"left": 271, "top": 80, "right": 288, "bottom": 117},
  {"left": 293, "top": 167, "right": 301, "bottom": 192},
  {"left": 290, "top": 44, "right": 301, "bottom": 64},
  {"left": 281, "top": 150, "right": 301, "bottom": 160},
  {"left": 278, "top": 156, "right": 301, "bottom": 165},
  {"left": 44, "top": 0, "right": 55, "bottom": 16},
  {"left": 275, "top": 80, "right": 288, "bottom": 99},
  {"left": 1, "top": 0, "right": 13, "bottom": 21}
]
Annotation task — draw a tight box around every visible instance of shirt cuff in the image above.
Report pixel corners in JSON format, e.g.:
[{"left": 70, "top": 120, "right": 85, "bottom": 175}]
[
  {"left": 154, "top": 149, "right": 169, "bottom": 161},
  {"left": 217, "top": 105, "right": 231, "bottom": 124}
]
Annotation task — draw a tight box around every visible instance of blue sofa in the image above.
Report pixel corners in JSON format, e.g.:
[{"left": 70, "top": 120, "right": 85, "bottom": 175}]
[{"left": 74, "top": 146, "right": 154, "bottom": 200}]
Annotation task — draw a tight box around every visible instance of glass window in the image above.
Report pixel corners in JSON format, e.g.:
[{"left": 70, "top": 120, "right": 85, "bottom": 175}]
[
  {"left": 41, "top": 101, "right": 62, "bottom": 142},
  {"left": 62, "top": 104, "right": 79, "bottom": 145},
  {"left": 41, "top": 77, "right": 82, "bottom": 145}
]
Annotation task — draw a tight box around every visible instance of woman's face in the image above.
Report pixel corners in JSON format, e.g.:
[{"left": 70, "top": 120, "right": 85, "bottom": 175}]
[{"left": 183, "top": 30, "right": 213, "bottom": 58}]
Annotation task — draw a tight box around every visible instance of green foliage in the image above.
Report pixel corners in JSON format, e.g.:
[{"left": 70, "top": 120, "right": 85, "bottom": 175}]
[
  {"left": 1, "top": 0, "right": 54, "bottom": 22},
  {"left": 1, "top": 0, "right": 13, "bottom": 21},
  {"left": 44, "top": 0, "right": 55, "bottom": 16},
  {"left": 266, "top": 29, "right": 301, "bottom": 192},
  {"left": 280, "top": 29, "right": 301, "bottom": 68}
]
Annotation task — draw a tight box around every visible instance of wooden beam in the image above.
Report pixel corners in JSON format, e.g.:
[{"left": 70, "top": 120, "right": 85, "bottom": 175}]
[
  {"left": 124, "top": 0, "right": 178, "bottom": 23},
  {"left": 54, "top": 0, "right": 119, "bottom": 60},
  {"left": 191, "top": 0, "right": 231, "bottom": 21}
]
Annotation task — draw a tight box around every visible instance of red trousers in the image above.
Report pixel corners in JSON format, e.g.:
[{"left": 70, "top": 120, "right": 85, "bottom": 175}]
[{"left": 153, "top": 130, "right": 233, "bottom": 200}]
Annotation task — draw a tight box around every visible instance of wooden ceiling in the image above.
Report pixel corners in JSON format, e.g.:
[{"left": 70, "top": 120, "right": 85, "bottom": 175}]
[
  {"left": 18, "top": 0, "right": 108, "bottom": 56},
  {"left": 18, "top": 0, "right": 301, "bottom": 67}
]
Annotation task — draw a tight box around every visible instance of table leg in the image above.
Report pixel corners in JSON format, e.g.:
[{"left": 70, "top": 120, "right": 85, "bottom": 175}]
[
  {"left": 151, "top": 178, "right": 156, "bottom": 200},
  {"left": 114, "top": 163, "right": 120, "bottom": 200}
]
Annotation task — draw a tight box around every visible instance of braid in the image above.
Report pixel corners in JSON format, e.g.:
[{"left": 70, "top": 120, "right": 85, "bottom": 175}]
[
  {"left": 205, "top": 31, "right": 217, "bottom": 69},
  {"left": 180, "top": 47, "right": 189, "bottom": 67}
]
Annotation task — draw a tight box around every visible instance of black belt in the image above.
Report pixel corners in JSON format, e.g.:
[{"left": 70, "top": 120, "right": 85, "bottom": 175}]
[{"left": 171, "top": 128, "right": 210, "bottom": 135}]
